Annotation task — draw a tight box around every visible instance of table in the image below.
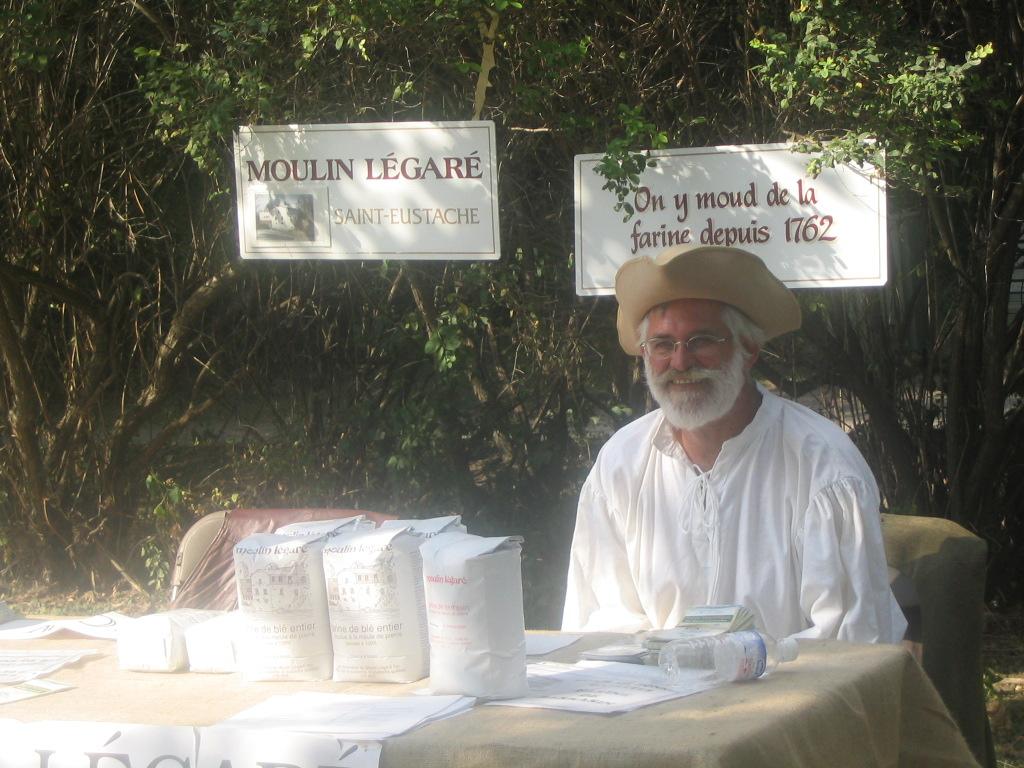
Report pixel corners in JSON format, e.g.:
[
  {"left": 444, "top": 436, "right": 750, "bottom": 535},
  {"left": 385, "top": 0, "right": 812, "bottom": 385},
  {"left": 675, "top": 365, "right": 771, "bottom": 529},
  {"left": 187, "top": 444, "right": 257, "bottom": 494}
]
[{"left": 1, "top": 632, "right": 978, "bottom": 768}]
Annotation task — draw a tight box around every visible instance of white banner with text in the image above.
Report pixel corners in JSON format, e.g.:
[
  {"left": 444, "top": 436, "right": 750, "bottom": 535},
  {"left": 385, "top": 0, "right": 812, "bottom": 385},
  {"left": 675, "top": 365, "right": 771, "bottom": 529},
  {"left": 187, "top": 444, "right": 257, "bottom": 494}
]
[
  {"left": 233, "top": 121, "right": 500, "bottom": 261},
  {"left": 0, "top": 719, "right": 381, "bottom": 768},
  {"left": 574, "top": 143, "right": 886, "bottom": 295}
]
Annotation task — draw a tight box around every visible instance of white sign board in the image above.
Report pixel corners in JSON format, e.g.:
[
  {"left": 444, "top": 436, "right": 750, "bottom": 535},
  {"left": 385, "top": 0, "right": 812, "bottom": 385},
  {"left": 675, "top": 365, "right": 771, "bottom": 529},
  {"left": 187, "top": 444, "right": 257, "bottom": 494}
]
[
  {"left": 233, "top": 121, "right": 500, "bottom": 260},
  {"left": 574, "top": 143, "right": 886, "bottom": 295}
]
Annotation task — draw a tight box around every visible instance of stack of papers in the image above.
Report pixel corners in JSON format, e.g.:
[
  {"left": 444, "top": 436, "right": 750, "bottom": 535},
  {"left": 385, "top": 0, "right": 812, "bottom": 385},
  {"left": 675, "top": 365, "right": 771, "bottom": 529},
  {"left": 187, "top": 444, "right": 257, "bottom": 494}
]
[
  {"left": 219, "top": 692, "right": 475, "bottom": 740},
  {"left": 525, "top": 633, "right": 582, "bottom": 656},
  {"left": 0, "top": 649, "right": 98, "bottom": 685},
  {"left": 643, "top": 604, "right": 755, "bottom": 651},
  {"left": 0, "top": 678, "right": 73, "bottom": 705},
  {"left": 579, "top": 643, "right": 650, "bottom": 664},
  {"left": 0, "top": 612, "right": 127, "bottom": 640},
  {"left": 489, "top": 660, "right": 719, "bottom": 714}
]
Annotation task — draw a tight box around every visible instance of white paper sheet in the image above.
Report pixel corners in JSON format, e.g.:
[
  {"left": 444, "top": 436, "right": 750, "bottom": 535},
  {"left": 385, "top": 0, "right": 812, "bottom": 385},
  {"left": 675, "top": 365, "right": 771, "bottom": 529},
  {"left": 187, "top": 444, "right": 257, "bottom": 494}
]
[
  {"left": 578, "top": 642, "right": 650, "bottom": 663},
  {"left": 0, "top": 678, "right": 72, "bottom": 705},
  {"left": 0, "top": 612, "right": 127, "bottom": 640},
  {"left": 487, "top": 660, "right": 720, "bottom": 714},
  {"left": 0, "top": 650, "right": 98, "bottom": 684},
  {"left": 525, "top": 632, "right": 582, "bottom": 656},
  {"left": 220, "top": 692, "right": 475, "bottom": 740}
]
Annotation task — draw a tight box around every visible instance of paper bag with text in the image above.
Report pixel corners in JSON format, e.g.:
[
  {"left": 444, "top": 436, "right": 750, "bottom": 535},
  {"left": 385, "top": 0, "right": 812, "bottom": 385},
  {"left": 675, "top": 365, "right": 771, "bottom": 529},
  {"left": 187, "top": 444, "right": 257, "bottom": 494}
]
[
  {"left": 233, "top": 533, "right": 333, "bottom": 680},
  {"left": 421, "top": 533, "right": 527, "bottom": 699},
  {"left": 322, "top": 526, "right": 429, "bottom": 682}
]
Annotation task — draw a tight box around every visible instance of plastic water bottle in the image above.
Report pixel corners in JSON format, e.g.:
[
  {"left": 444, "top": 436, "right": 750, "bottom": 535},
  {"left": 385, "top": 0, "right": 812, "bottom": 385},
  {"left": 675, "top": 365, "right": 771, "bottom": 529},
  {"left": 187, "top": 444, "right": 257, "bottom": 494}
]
[{"left": 658, "top": 630, "right": 799, "bottom": 684}]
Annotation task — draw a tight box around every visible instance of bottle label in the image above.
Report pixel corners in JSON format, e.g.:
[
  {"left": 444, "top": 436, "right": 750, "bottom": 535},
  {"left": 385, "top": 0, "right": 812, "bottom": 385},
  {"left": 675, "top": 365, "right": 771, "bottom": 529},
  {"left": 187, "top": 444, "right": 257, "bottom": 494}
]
[{"left": 727, "top": 631, "right": 767, "bottom": 680}]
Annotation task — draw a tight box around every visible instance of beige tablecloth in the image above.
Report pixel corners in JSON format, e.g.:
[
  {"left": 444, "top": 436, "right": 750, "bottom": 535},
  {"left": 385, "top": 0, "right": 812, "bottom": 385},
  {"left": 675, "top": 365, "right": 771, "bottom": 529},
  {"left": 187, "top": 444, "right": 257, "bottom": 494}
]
[{"left": 1, "top": 633, "right": 978, "bottom": 768}]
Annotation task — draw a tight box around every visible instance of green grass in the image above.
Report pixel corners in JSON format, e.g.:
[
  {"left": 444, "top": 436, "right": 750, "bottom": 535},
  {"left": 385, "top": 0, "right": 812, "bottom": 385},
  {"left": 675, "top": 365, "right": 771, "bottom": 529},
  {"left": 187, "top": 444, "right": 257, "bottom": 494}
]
[
  {"left": 0, "top": 579, "right": 162, "bottom": 617},
  {"left": 984, "top": 611, "right": 1024, "bottom": 767}
]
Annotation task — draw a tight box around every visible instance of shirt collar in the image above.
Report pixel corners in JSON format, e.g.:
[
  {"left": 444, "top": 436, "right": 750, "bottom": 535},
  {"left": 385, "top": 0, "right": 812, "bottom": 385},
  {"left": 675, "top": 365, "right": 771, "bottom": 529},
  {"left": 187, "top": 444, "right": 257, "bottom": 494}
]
[
  {"left": 652, "top": 414, "right": 685, "bottom": 459},
  {"left": 716, "top": 383, "right": 778, "bottom": 468}
]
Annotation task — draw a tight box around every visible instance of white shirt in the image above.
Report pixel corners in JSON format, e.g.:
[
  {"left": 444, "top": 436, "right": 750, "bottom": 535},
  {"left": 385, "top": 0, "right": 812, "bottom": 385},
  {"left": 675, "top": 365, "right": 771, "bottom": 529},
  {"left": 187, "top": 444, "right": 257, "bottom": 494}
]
[{"left": 562, "top": 388, "right": 906, "bottom": 643}]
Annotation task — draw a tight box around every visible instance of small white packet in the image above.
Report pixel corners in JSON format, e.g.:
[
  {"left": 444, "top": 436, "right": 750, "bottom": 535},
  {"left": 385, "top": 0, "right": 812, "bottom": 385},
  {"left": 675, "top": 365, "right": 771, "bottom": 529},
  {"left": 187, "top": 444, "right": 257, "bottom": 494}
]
[
  {"left": 117, "top": 609, "right": 222, "bottom": 672},
  {"left": 421, "top": 533, "right": 527, "bottom": 698},
  {"left": 380, "top": 515, "right": 467, "bottom": 537},
  {"left": 322, "top": 527, "right": 429, "bottom": 682},
  {"left": 233, "top": 533, "right": 333, "bottom": 681},
  {"left": 185, "top": 610, "right": 242, "bottom": 673},
  {"left": 274, "top": 516, "right": 374, "bottom": 537}
]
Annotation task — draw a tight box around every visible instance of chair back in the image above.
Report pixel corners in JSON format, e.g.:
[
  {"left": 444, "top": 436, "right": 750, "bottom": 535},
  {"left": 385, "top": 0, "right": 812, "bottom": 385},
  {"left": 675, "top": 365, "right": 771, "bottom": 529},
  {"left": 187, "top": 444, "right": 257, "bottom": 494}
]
[
  {"left": 881, "top": 512, "right": 994, "bottom": 768},
  {"left": 170, "top": 511, "right": 227, "bottom": 602}
]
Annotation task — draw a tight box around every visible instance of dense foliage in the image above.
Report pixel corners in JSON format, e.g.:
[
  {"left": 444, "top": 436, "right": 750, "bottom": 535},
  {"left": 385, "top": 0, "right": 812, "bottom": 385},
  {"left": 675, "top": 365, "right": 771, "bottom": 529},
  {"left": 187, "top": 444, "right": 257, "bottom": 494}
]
[{"left": 0, "top": 0, "right": 1020, "bottom": 624}]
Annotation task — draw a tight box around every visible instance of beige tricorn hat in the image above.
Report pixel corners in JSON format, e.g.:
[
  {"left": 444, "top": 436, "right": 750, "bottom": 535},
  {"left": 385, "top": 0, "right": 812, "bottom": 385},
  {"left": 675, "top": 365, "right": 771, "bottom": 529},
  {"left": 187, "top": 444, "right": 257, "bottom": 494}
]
[{"left": 615, "top": 244, "right": 802, "bottom": 355}]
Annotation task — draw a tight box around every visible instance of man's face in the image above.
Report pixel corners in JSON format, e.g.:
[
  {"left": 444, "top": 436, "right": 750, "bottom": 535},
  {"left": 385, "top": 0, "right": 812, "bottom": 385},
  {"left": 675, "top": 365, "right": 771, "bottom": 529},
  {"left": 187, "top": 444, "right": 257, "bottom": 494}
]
[{"left": 641, "top": 299, "right": 753, "bottom": 431}]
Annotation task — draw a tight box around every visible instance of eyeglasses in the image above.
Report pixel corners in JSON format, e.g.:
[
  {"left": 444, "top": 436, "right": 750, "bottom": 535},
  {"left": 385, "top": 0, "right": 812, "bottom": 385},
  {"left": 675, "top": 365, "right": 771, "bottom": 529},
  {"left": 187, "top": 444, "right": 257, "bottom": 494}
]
[{"left": 640, "top": 334, "right": 729, "bottom": 360}]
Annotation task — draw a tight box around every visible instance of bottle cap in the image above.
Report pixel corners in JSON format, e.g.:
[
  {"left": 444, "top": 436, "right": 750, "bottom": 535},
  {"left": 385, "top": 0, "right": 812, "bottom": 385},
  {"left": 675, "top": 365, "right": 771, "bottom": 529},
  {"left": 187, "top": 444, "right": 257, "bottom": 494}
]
[{"left": 777, "top": 637, "right": 799, "bottom": 662}]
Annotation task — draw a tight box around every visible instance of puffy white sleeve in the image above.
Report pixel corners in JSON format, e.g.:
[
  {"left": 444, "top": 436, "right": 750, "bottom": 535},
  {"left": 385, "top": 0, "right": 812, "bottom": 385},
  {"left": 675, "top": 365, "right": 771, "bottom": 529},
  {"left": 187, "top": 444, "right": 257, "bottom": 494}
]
[
  {"left": 795, "top": 477, "right": 907, "bottom": 643},
  {"left": 561, "top": 474, "right": 649, "bottom": 633}
]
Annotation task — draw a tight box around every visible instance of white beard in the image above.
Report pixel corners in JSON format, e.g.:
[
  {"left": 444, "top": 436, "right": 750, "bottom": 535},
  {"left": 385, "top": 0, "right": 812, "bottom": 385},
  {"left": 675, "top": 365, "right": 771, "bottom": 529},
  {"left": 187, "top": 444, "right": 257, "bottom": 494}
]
[{"left": 645, "top": 349, "right": 747, "bottom": 431}]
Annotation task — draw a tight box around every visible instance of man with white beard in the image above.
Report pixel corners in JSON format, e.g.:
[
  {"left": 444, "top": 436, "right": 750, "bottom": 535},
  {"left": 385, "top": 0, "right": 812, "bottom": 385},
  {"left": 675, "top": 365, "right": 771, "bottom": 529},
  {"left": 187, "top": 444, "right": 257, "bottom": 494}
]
[{"left": 562, "top": 245, "right": 906, "bottom": 643}]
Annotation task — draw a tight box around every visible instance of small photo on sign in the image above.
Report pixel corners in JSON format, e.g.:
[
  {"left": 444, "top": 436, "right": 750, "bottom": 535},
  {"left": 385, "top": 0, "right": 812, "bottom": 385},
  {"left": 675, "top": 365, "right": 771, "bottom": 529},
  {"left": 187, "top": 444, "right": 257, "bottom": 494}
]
[{"left": 255, "top": 193, "right": 317, "bottom": 242}]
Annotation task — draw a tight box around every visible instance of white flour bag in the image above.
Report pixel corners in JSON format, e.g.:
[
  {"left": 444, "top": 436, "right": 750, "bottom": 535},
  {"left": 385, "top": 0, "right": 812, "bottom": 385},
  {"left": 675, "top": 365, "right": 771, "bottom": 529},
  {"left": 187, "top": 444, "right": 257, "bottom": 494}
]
[
  {"left": 275, "top": 516, "right": 374, "bottom": 537},
  {"left": 421, "top": 533, "right": 527, "bottom": 698},
  {"left": 117, "top": 609, "right": 221, "bottom": 672},
  {"left": 233, "top": 533, "right": 332, "bottom": 681},
  {"left": 322, "top": 527, "right": 429, "bottom": 682},
  {"left": 380, "top": 515, "right": 467, "bottom": 537}
]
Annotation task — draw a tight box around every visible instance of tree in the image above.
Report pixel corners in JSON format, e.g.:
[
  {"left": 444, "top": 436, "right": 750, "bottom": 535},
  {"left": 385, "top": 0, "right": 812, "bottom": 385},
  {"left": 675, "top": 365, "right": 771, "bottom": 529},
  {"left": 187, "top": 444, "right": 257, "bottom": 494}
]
[
  {"left": 0, "top": 1, "right": 243, "bottom": 589},
  {"left": 749, "top": 0, "right": 1023, "bottom": 602}
]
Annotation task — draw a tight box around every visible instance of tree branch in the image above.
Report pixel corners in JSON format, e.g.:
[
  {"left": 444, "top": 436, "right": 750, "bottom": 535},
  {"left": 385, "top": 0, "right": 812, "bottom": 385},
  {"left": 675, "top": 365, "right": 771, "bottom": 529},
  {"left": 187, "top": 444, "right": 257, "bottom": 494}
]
[
  {"left": 127, "top": 0, "right": 174, "bottom": 45},
  {"left": 108, "top": 262, "right": 242, "bottom": 468},
  {"left": 472, "top": 8, "right": 500, "bottom": 121},
  {"left": 0, "top": 276, "right": 50, "bottom": 523}
]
